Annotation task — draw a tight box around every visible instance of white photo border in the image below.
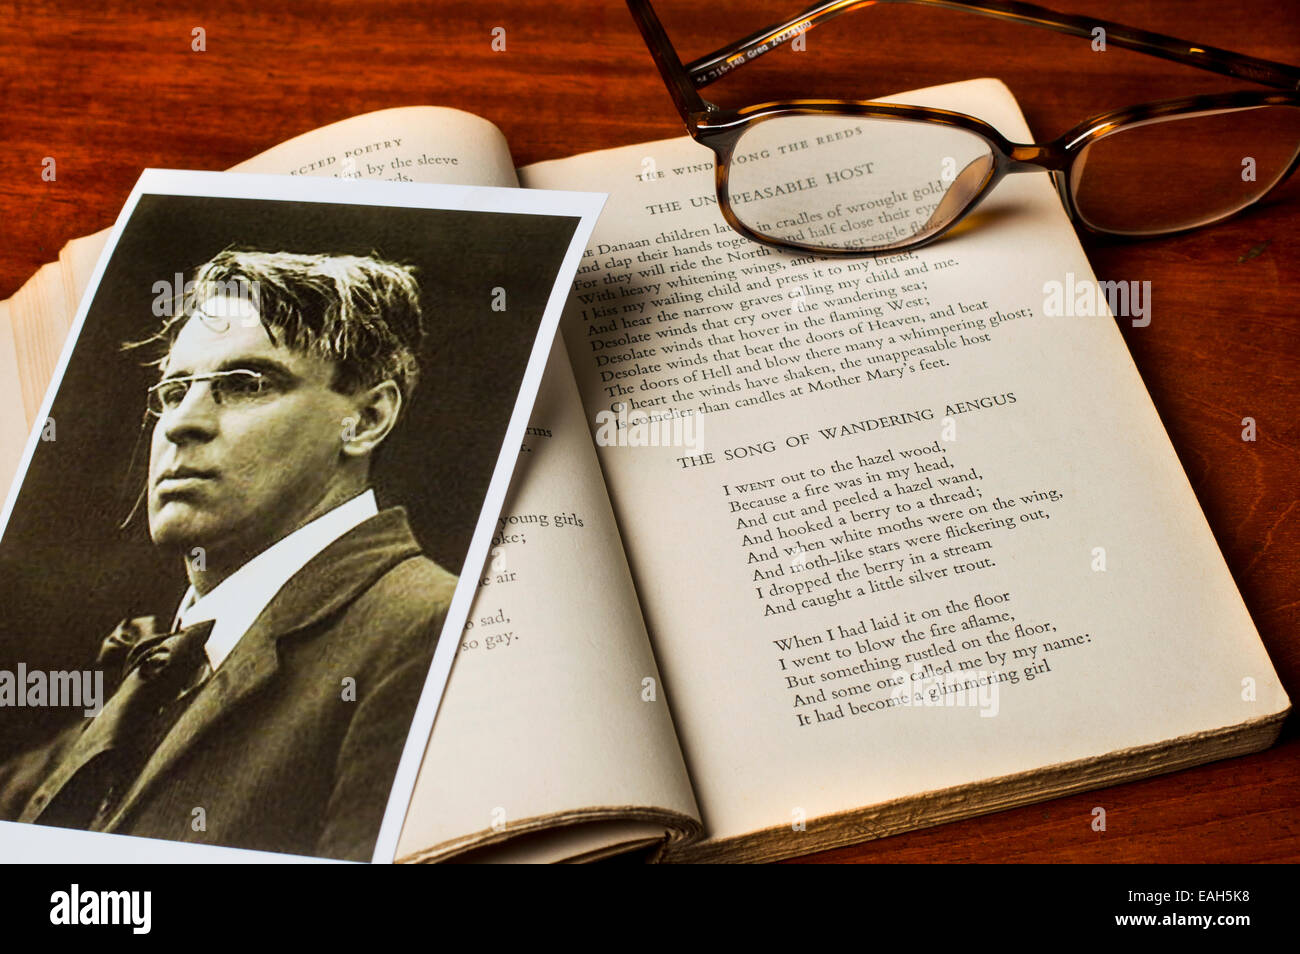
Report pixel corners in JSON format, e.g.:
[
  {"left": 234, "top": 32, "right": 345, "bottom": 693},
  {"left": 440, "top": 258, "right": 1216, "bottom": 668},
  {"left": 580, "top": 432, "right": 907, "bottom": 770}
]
[{"left": 0, "top": 168, "right": 606, "bottom": 864}]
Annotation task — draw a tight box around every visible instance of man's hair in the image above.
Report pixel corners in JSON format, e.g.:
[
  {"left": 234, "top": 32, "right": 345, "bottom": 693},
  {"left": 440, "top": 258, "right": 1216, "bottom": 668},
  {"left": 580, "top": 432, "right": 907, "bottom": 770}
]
[{"left": 139, "top": 248, "right": 426, "bottom": 401}]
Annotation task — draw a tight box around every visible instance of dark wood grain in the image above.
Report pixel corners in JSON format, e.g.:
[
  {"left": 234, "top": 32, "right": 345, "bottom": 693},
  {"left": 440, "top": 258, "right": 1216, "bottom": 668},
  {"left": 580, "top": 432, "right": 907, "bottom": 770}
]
[{"left": 0, "top": 0, "right": 1295, "bottom": 863}]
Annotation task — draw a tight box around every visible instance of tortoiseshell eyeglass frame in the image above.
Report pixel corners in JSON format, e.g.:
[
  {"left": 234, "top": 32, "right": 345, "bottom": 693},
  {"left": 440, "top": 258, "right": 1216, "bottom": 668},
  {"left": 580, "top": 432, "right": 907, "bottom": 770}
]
[{"left": 626, "top": 0, "right": 1300, "bottom": 256}]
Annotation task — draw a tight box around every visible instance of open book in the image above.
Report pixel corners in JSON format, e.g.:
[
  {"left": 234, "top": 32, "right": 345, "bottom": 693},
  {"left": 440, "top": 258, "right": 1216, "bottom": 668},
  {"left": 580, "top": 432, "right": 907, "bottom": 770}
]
[{"left": 1, "top": 78, "right": 1288, "bottom": 864}]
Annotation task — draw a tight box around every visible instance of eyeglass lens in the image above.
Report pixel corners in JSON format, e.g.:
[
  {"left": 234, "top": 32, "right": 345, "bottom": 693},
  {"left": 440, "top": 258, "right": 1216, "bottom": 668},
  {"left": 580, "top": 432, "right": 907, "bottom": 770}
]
[
  {"left": 1069, "top": 105, "right": 1300, "bottom": 236},
  {"left": 724, "top": 114, "right": 996, "bottom": 251}
]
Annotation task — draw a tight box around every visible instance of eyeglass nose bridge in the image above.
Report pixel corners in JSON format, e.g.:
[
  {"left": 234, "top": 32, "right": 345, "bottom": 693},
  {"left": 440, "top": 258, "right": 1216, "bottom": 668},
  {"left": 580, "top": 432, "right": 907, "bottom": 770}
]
[
  {"left": 986, "top": 143, "right": 1078, "bottom": 224},
  {"left": 1003, "top": 142, "right": 1070, "bottom": 173}
]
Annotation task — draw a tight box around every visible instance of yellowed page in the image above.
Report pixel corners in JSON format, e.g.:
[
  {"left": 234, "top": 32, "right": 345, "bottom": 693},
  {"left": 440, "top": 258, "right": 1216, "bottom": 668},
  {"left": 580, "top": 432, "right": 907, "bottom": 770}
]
[
  {"left": 60, "top": 235, "right": 111, "bottom": 317},
  {"left": 226, "top": 105, "right": 521, "bottom": 186},
  {"left": 521, "top": 79, "right": 1289, "bottom": 859},
  {"left": 8, "top": 263, "right": 71, "bottom": 426},
  {"left": 1, "top": 105, "right": 701, "bottom": 862},
  {"left": 0, "top": 301, "right": 29, "bottom": 489},
  {"left": 396, "top": 344, "right": 699, "bottom": 862}
]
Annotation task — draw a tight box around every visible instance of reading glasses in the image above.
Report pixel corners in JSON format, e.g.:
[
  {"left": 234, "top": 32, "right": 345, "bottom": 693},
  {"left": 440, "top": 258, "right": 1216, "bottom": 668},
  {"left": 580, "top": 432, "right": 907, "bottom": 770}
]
[{"left": 626, "top": 0, "right": 1300, "bottom": 254}]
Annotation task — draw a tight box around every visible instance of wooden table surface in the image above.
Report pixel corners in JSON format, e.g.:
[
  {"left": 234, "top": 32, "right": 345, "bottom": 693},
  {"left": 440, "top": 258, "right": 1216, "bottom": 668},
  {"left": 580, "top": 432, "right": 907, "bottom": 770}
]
[{"left": 1, "top": 0, "right": 1296, "bottom": 863}]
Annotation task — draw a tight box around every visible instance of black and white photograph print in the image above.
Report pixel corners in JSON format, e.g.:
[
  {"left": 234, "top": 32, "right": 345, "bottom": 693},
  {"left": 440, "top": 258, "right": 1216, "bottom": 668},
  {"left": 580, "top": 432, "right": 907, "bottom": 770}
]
[{"left": 0, "top": 170, "right": 602, "bottom": 863}]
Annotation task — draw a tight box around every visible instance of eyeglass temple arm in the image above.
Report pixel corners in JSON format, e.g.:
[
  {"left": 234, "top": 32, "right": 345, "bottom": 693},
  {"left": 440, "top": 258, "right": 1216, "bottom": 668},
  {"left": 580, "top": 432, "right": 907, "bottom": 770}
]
[
  {"left": 627, "top": 0, "right": 712, "bottom": 121},
  {"left": 684, "top": 0, "right": 1300, "bottom": 92}
]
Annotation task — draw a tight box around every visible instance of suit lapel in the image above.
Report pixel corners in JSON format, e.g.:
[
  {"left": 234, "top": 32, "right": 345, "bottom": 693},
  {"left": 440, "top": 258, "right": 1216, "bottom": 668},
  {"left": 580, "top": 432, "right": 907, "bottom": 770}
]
[
  {"left": 101, "top": 507, "right": 424, "bottom": 831},
  {"left": 98, "top": 620, "right": 281, "bottom": 832},
  {"left": 17, "top": 669, "right": 146, "bottom": 824},
  {"left": 18, "top": 618, "right": 216, "bottom": 825}
]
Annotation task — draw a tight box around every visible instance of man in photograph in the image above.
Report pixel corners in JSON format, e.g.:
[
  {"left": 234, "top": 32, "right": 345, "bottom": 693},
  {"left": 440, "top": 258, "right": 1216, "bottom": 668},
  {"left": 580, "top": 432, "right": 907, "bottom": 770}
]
[{"left": 0, "top": 249, "right": 457, "bottom": 861}]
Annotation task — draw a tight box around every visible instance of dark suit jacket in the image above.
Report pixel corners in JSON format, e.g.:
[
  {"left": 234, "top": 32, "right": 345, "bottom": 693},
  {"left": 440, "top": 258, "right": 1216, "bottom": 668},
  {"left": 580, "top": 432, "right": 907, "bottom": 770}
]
[{"left": 0, "top": 506, "right": 457, "bottom": 861}]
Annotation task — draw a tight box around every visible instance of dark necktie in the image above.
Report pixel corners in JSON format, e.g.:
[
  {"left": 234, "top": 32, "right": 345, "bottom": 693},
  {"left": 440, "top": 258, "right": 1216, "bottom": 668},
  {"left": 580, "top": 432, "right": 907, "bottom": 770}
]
[
  {"left": 97, "top": 615, "right": 214, "bottom": 700},
  {"left": 21, "top": 616, "right": 215, "bottom": 829}
]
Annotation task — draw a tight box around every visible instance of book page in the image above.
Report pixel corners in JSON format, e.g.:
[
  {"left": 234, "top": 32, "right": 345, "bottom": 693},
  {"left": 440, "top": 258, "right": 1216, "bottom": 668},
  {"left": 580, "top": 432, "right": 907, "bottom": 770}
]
[
  {"left": 9, "top": 262, "right": 73, "bottom": 424},
  {"left": 1, "top": 105, "right": 700, "bottom": 861},
  {"left": 37, "top": 103, "right": 525, "bottom": 324},
  {"left": 396, "top": 343, "right": 700, "bottom": 862},
  {"left": 0, "top": 302, "right": 28, "bottom": 480},
  {"left": 521, "top": 79, "right": 1289, "bottom": 857}
]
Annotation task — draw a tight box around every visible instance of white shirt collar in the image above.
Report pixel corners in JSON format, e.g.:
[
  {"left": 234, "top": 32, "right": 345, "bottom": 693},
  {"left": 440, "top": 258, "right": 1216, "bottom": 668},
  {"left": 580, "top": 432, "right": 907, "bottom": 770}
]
[{"left": 175, "top": 489, "right": 379, "bottom": 670}]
